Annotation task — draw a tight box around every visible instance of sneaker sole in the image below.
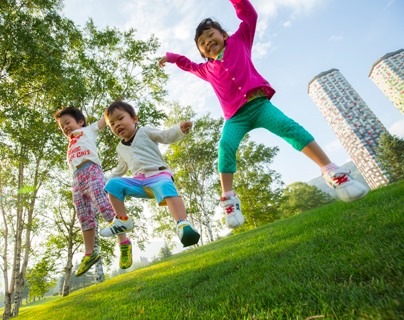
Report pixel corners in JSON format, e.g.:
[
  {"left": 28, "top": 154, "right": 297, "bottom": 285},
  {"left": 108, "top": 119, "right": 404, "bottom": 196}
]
[
  {"left": 75, "top": 255, "right": 100, "bottom": 277},
  {"left": 343, "top": 188, "right": 369, "bottom": 202},
  {"left": 181, "top": 226, "right": 200, "bottom": 247}
]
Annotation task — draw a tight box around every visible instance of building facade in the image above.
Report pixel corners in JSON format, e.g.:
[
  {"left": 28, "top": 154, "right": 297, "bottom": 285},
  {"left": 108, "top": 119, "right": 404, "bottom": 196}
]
[
  {"left": 308, "top": 69, "right": 389, "bottom": 189},
  {"left": 369, "top": 49, "right": 404, "bottom": 115}
]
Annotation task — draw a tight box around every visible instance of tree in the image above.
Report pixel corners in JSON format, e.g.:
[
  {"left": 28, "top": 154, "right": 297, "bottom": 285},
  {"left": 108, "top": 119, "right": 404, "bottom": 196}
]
[
  {"left": 376, "top": 132, "right": 404, "bottom": 182},
  {"left": 162, "top": 103, "right": 224, "bottom": 244},
  {"left": 280, "top": 182, "right": 335, "bottom": 218},
  {"left": 231, "top": 136, "right": 284, "bottom": 234},
  {"left": 0, "top": 1, "right": 81, "bottom": 317},
  {"left": 158, "top": 243, "right": 172, "bottom": 260},
  {"left": 25, "top": 256, "right": 56, "bottom": 303}
]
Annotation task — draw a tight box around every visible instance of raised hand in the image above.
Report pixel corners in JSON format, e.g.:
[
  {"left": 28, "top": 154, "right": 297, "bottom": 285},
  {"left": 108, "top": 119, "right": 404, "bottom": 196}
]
[
  {"left": 159, "top": 55, "right": 168, "bottom": 68},
  {"left": 180, "top": 121, "right": 193, "bottom": 134}
]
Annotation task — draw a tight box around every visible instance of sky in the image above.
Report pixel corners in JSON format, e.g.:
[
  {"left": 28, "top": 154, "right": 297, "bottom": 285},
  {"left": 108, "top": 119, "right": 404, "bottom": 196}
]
[{"left": 63, "top": 0, "right": 404, "bottom": 186}]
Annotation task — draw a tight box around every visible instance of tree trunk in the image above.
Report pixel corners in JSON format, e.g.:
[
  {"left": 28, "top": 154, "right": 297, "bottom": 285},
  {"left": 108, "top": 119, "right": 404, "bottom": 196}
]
[
  {"left": 253, "top": 216, "right": 258, "bottom": 228},
  {"left": 2, "top": 293, "right": 13, "bottom": 320},
  {"left": 62, "top": 252, "right": 73, "bottom": 297},
  {"left": 199, "top": 224, "right": 204, "bottom": 246},
  {"left": 62, "top": 208, "right": 76, "bottom": 297},
  {"left": 13, "top": 159, "right": 40, "bottom": 317},
  {"left": 200, "top": 200, "right": 214, "bottom": 242},
  {"left": 12, "top": 274, "right": 24, "bottom": 317},
  {"left": 0, "top": 180, "right": 10, "bottom": 319},
  {"left": 94, "top": 217, "right": 104, "bottom": 283},
  {"left": 9, "top": 160, "right": 25, "bottom": 318}
]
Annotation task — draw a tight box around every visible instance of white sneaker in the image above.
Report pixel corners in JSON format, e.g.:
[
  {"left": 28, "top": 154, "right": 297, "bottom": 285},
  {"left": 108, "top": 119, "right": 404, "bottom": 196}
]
[
  {"left": 176, "top": 220, "right": 200, "bottom": 247},
  {"left": 323, "top": 167, "right": 368, "bottom": 202},
  {"left": 99, "top": 216, "right": 134, "bottom": 237},
  {"left": 220, "top": 195, "right": 244, "bottom": 229}
]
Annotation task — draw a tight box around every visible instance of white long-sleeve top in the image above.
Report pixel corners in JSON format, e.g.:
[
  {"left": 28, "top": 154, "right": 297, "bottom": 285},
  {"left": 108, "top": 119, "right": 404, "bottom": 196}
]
[{"left": 106, "top": 125, "right": 186, "bottom": 180}]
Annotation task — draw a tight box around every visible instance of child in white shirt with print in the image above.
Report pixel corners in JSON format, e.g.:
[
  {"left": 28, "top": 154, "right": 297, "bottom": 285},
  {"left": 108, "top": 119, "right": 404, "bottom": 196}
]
[{"left": 54, "top": 106, "right": 134, "bottom": 275}]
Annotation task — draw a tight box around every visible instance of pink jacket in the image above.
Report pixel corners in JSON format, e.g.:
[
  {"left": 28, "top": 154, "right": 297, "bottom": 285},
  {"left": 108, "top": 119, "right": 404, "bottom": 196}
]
[{"left": 166, "top": 0, "right": 276, "bottom": 120}]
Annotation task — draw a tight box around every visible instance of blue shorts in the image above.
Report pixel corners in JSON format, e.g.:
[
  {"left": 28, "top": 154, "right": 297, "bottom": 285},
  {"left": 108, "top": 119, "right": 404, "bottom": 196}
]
[{"left": 104, "top": 174, "right": 179, "bottom": 206}]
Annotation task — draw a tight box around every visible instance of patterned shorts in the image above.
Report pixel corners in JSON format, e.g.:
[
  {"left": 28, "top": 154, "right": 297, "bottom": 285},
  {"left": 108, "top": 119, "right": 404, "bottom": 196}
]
[{"left": 72, "top": 164, "right": 115, "bottom": 231}]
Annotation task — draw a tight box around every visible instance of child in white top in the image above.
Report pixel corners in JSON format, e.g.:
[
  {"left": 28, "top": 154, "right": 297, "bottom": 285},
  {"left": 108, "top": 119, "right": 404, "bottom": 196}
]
[
  {"left": 100, "top": 101, "right": 200, "bottom": 247},
  {"left": 54, "top": 107, "right": 134, "bottom": 274}
]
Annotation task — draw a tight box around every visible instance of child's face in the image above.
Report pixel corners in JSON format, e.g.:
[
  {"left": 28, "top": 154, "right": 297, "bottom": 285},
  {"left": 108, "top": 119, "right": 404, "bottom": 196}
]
[
  {"left": 107, "top": 108, "right": 138, "bottom": 141},
  {"left": 58, "top": 114, "right": 84, "bottom": 138},
  {"left": 197, "top": 27, "right": 228, "bottom": 60}
]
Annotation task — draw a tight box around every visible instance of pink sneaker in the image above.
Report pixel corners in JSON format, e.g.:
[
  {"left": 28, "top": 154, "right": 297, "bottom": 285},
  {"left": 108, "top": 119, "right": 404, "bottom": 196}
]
[
  {"left": 220, "top": 195, "right": 244, "bottom": 229},
  {"left": 323, "top": 167, "right": 368, "bottom": 202}
]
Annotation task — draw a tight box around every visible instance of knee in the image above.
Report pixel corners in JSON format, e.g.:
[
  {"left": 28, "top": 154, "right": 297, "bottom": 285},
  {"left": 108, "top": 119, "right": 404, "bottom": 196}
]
[{"left": 105, "top": 178, "right": 120, "bottom": 190}]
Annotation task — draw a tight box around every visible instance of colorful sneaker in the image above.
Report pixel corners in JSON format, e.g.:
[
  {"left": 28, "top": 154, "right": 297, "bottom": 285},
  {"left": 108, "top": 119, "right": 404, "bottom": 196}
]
[
  {"left": 323, "top": 167, "right": 368, "bottom": 202},
  {"left": 99, "top": 216, "right": 134, "bottom": 237},
  {"left": 221, "top": 195, "right": 244, "bottom": 229},
  {"left": 75, "top": 252, "right": 100, "bottom": 277},
  {"left": 176, "top": 220, "right": 200, "bottom": 247},
  {"left": 119, "top": 242, "right": 133, "bottom": 269}
]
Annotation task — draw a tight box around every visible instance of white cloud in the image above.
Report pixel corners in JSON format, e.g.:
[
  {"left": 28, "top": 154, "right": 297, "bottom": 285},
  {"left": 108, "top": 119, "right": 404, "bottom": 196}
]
[
  {"left": 165, "top": 69, "right": 215, "bottom": 113},
  {"left": 252, "top": 41, "right": 273, "bottom": 60},
  {"left": 328, "top": 35, "right": 344, "bottom": 41},
  {"left": 389, "top": 119, "right": 404, "bottom": 138},
  {"left": 324, "top": 139, "right": 344, "bottom": 154},
  {"left": 283, "top": 21, "right": 292, "bottom": 27},
  {"left": 256, "top": 20, "right": 269, "bottom": 40},
  {"left": 255, "top": 0, "right": 324, "bottom": 18}
]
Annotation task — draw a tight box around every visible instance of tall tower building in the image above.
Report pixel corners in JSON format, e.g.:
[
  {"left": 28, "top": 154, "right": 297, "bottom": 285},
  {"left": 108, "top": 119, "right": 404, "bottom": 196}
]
[
  {"left": 308, "top": 69, "right": 389, "bottom": 190},
  {"left": 369, "top": 49, "right": 404, "bottom": 115}
]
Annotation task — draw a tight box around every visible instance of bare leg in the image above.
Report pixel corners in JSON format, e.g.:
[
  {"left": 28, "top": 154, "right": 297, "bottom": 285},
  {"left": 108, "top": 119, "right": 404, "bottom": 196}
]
[
  {"left": 165, "top": 196, "right": 187, "bottom": 221},
  {"left": 220, "top": 173, "right": 234, "bottom": 193},
  {"left": 108, "top": 193, "right": 128, "bottom": 217},
  {"left": 301, "top": 141, "right": 331, "bottom": 168},
  {"left": 107, "top": 194, "right": 129, "bottom": 243},
  {"left": 83, "top": 228, "right": 95, "bottom": 255}
]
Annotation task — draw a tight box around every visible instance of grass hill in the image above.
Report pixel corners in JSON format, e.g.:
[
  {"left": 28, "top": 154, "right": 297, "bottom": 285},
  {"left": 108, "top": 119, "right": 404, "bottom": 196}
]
[
  {"left": 308, "top": 161, "right": 371, "bottom": 197},
  {"left": 14, "top": 181, "right": 404, "bottom": 320}
]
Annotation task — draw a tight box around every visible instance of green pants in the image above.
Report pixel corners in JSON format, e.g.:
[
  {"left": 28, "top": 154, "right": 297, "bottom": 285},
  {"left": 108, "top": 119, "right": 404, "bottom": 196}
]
[{"left": 218, "top": 97, "right": 314, "bottom": 173}]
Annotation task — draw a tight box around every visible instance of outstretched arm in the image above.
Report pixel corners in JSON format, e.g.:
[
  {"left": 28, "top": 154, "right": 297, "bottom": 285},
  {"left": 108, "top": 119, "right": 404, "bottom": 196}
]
[
  {"left": 159, "top": 52, "right": 208, "bottom": 81},
  {"left": 146, "top": 124, "right": 189, "bottom": 144},
  {"left": 98, "top": 117, "right": 107, "bottom": 130},
  {"left": 230, "top": 0, "right": 258, "bottom": 47}
]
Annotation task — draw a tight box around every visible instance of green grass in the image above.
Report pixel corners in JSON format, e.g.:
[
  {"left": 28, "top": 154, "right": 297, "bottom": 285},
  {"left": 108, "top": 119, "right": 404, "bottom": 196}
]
[
  {"left": 0, "top": 295, "right": 61, "bottom": 315},
  {"left": 15, "top": 181, "right": 404, "bottom": 320}
]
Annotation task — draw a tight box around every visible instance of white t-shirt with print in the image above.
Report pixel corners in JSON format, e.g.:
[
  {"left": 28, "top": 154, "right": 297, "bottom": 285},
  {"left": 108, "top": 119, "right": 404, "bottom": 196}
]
[{"left": 67, "top": 122, "right": 102, "bottom": 173}]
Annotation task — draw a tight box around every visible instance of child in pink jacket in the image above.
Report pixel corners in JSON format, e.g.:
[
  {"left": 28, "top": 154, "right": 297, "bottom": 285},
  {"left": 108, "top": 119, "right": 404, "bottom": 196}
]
[{"left": 159, "top": 0, "right": 368, "bottom": 229}]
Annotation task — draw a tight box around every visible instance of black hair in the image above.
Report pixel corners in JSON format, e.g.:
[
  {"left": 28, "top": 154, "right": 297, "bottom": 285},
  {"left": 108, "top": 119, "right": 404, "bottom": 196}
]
[
  {"left": 194, "top": 18, "right": 227, "bottom": 59},
  {"left": 53, "top": 106, "right": 87, "bottom": 127},
  {"left": 105, "top": 100, "right": 136, "bottom": 121}
]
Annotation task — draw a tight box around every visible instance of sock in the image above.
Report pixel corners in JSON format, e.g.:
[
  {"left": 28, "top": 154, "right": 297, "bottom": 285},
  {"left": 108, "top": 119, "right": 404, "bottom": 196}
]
[
  {"left": 177, "top": 219, "right": 185, "bottom": 224},
  {"left": 85, "top": 251, "right": 93, "bottom": 256},
  {"left": 119, "top": 239, "right": 130, "bottom": 246},
  {"left": 222, "top": 191, "right": 236, "bottom": 198},
  {"left": 321, "top": 163, "right": 338, "bottom": 175},
  {"left": 116, "top": 215, "right": 129, "bottom": 221}
]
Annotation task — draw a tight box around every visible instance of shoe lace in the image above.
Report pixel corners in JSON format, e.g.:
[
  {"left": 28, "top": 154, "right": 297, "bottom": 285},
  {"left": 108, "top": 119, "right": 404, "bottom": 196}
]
[
  {"left": 333, "top": 174, "right": 349, "bottom": 185},
  {"left": 121, "top": 246, "right": 129, "bottom": 257},
  {"left": 225, "top": 205, "right": 235, "bottom": 214}
]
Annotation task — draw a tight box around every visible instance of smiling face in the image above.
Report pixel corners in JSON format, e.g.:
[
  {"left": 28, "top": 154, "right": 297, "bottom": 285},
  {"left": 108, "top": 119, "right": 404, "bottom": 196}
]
[
  {"left": 107, "top": 108, "right": 138, "bottom": 141},
  {"left": 197, "top": 27, "right": 228, "bottom": 60},
  {"left": 58, "top": 114, "right": 84, "bottom": 138}
]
